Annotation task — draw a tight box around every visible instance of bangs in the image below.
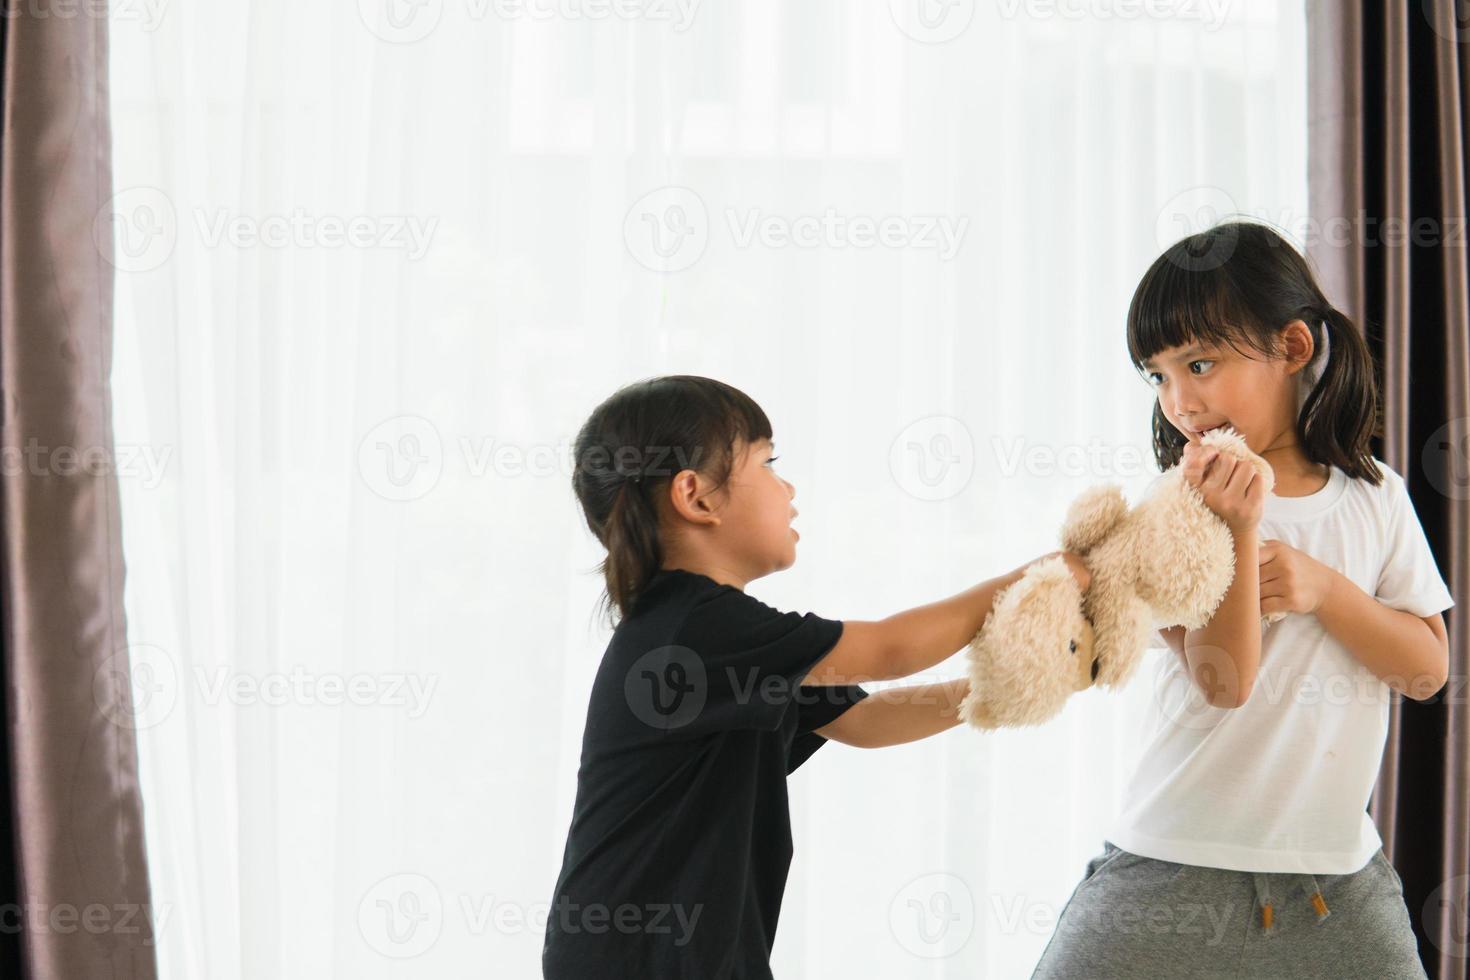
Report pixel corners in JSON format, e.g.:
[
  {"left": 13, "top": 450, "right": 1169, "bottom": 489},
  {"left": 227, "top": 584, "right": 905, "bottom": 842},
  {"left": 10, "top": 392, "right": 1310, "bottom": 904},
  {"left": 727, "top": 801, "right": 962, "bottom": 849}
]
[
  {"left": 717, "top": 382, "right": 774, "bottom": 451},
  {"left": 1126, "top": 234, "right": 1276, "bottom": 370},
  {"left": 645, "top": 374, "right": 773, "bottom": 474}
]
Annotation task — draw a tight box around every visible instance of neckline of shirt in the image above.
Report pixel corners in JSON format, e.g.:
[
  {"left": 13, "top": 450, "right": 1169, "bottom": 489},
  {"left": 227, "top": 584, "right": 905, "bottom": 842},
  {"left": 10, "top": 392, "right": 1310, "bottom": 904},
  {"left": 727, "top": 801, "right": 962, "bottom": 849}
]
[{"left": 1263, "top": 464, "right": 1348, "bottom": 522}]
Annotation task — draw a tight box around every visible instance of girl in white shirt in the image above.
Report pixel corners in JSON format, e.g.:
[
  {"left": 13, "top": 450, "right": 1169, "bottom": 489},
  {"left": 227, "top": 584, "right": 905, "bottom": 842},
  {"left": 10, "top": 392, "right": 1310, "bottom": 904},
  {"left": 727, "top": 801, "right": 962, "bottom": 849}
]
[{"left": 1032, "top": 221, "right": 1453, "bottom": 980}]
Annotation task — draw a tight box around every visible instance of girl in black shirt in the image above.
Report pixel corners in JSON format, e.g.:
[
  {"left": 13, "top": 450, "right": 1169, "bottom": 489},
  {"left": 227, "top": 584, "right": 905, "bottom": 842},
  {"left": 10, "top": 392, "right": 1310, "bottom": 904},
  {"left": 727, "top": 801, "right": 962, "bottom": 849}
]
[{"left": 544, "top": 375, "right": 1089, "bottom": 979}]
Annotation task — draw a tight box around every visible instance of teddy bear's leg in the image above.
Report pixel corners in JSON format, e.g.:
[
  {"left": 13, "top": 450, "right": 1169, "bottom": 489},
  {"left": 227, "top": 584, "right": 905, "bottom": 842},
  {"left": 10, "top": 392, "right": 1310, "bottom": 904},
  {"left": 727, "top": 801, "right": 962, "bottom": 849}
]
[{"left": 1130, "top": 477, "right": 1236, "bottom": 630}]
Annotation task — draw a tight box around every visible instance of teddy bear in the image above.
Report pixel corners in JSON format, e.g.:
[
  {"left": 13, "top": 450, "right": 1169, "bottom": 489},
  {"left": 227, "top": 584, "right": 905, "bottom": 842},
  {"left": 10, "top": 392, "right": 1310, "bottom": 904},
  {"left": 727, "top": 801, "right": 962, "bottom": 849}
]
[{"left": 959, "top": 427, "right": 1275, "bottom": 729}]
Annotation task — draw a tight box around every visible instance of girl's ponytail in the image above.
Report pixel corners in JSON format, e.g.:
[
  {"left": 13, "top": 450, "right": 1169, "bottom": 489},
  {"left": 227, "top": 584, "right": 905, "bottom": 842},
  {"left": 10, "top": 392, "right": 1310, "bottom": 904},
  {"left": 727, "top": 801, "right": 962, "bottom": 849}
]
[
  {"left": 1300, "top": 306, "right": 1382, "bottom": 484},
  {"left": 599, "top": 477, "right": 664, "bottom": 623}
]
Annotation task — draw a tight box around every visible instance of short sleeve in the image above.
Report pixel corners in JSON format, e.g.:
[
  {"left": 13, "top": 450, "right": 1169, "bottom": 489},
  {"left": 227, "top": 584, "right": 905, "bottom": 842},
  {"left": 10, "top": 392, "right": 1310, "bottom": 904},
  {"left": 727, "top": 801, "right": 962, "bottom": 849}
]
[
  {"left": 786, "top": 684, "right": 869, "bottom": 774},
  {"left": 669, "top": 587, "right": 846, "bottom": 734},
  {"left": 1374, "top": 465, "right": 1455, "bottom": 617}
]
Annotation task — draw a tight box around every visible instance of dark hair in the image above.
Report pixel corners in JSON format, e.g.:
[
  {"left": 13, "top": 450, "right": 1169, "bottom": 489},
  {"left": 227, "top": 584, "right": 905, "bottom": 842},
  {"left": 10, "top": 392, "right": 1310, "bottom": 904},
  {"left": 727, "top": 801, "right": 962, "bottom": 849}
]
[
  {"left": 572, "top": 375, "right": 773, "bottom": 624},
  {"left": 1126, "top": 221, "right": 1381, "bottom": 483}
]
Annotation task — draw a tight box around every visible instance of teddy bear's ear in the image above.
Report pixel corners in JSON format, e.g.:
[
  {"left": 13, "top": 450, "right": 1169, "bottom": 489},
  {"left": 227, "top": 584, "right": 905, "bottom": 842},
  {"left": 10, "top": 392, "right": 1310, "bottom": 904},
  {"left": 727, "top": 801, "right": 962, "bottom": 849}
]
[{"left": 1061, "top": 485, "right": 1129, "bottom": 555}]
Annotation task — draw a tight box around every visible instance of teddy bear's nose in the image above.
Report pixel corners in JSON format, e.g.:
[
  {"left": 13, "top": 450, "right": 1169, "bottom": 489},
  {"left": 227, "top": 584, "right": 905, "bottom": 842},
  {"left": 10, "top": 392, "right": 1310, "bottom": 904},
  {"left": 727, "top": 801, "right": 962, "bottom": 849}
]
[{"left": 1090, "top": 659, "right": 1101, "bottom": 682}]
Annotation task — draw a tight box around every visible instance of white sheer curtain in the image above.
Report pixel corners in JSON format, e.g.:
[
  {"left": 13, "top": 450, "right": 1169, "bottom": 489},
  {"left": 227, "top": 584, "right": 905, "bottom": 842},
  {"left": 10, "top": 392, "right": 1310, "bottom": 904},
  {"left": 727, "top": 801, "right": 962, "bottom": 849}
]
[{"left": 107, "top": 2, "right": 1305, "bottom": 976}]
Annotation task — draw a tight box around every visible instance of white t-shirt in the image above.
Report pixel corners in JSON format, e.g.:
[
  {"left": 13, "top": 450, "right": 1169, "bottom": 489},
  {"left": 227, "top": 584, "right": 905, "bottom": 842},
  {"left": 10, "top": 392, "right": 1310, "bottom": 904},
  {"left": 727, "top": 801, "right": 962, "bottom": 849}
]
[{"left": 1106, "top": 459, "right": 1454, "bottom": 875}]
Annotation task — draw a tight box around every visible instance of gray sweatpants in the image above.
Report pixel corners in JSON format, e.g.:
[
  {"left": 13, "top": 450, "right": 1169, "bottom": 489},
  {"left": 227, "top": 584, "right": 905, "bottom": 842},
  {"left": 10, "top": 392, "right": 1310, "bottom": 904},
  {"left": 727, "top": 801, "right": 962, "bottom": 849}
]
[{"left": 1030, "top": 841, "right": 1427, "bottom": 980}]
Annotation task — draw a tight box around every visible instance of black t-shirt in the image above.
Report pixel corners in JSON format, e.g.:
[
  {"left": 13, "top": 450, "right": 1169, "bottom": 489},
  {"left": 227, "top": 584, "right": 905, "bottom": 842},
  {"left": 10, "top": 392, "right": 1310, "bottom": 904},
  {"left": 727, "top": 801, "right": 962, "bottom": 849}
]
[{"left": 542, "top": 568, "right": 867, "bottom": 980}]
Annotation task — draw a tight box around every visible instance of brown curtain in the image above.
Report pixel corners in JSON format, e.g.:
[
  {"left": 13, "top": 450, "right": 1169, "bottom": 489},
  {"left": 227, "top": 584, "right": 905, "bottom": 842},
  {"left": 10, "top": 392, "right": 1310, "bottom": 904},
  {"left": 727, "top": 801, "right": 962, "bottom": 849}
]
[
  {"left": 0, "top": 4, "right": 158, "bottom": 979},
  {"left": 1308, "top": 3, "right": 1470, "bottom": 978}
]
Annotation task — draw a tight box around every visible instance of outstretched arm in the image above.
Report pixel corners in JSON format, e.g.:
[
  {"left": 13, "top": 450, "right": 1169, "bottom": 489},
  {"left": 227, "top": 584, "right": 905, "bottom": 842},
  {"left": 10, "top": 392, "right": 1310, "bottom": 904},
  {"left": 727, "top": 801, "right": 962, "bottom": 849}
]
[
  {"left": 802, "top": 554, "right": 1091, "bottom": 686},
  {"left": 815, "top": 679, "right": 969, "bottom": 748}
]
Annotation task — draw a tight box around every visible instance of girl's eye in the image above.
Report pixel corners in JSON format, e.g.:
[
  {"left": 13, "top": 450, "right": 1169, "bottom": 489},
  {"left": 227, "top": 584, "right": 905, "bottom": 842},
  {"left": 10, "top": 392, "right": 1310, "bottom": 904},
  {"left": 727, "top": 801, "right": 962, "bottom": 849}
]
[
  {"left": 1145, "top": 372, "right": 1164, "bottom": 387},
  {"left": 1189, "top": 360, "right": 1214, "bottom": 375},
  {"left": 766, "top": 455, "right": 780, "bottom": 466}
]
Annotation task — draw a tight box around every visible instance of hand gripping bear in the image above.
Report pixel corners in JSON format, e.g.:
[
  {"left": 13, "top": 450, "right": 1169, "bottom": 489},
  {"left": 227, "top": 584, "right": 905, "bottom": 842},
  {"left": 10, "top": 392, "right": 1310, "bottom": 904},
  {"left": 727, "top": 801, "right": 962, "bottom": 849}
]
[{"left": 959, "top": 427, "right": 1275, "bottom": 729}]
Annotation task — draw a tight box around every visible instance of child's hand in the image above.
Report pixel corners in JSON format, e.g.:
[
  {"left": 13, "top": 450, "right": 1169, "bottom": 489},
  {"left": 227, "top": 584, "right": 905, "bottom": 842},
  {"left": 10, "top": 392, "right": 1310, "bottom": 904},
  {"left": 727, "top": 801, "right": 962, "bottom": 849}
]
[
  {"left": 1181, "top": 442, "right": 1265, "bottom": 534},
  {"left": 1033, "top": 550, "right": 1091, "bottom": 593},
  {"left": 1259, "top": 539, "right": 1337, "bottom": 616}
]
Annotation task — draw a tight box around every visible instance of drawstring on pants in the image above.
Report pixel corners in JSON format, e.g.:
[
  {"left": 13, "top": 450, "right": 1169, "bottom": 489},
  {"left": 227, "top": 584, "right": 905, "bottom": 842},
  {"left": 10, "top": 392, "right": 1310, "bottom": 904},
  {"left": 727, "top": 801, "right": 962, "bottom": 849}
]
[{"left": 1251, "top": 872, "right": 1331, "bottom": 931}]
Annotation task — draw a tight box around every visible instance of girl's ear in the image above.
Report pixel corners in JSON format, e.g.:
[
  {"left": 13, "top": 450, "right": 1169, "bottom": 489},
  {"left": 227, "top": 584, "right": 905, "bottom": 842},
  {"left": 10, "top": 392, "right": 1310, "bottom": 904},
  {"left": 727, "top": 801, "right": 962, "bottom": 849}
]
[
  {"left": 664, "top": 469, "right": 722, "bottom": 527},
  {"left": 1278, "top": 319, "right": 1316, "bottom": 375}
]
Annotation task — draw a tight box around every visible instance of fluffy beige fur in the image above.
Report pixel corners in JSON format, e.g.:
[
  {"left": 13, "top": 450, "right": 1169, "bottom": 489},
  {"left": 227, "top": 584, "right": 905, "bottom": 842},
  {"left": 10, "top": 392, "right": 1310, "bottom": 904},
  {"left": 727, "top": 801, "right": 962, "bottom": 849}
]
[{"left": 960, "top": 427, "right": 1274, "bottom": 729}]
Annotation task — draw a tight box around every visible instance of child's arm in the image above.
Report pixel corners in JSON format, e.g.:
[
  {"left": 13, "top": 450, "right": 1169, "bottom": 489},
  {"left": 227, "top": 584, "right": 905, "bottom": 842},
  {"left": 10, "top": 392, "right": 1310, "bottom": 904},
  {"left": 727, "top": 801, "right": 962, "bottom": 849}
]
[
  {"left": 1257, "top": 540, "right": 1450, "bottom": 700},
  {"left": 1168, "top": 443, "right": 1268, "bottom": 708},
  {"left": 814, "top": 679, "right": 968, "bottom": 748},
  {"left": 800, "top": 555, "right": 1091, "bottom": 686}
]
